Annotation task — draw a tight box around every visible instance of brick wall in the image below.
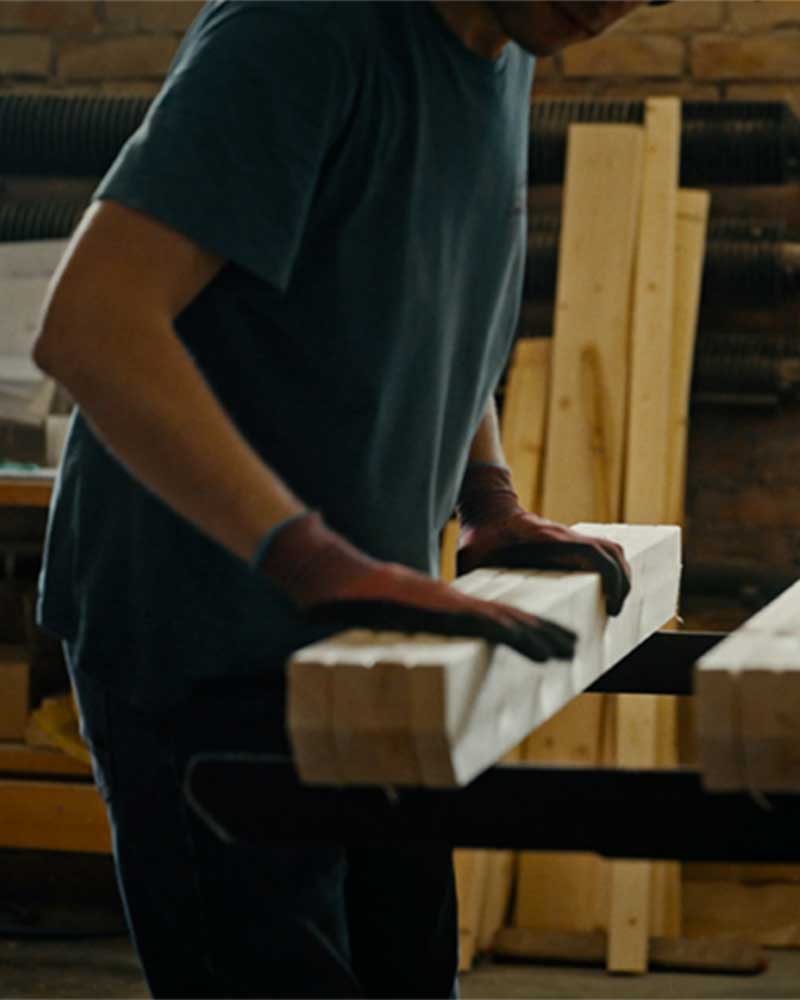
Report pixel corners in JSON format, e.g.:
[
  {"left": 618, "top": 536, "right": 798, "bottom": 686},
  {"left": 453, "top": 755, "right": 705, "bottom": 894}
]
[
  {"left": 0, "top": 1, "right": 799, "bottom": 108},
  {"left": 0, "top": 1, "right": 203, "bottom": 96},
  {"left": 534, "top": 0, "right": 800, "bottom": 109}
]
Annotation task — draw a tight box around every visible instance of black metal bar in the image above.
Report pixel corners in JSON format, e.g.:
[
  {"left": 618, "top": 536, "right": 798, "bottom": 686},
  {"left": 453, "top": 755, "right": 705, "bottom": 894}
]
[
  {"left": 585, "top": 630, "right": 724, "bottom": 695},
  {"left": 186, "top": 757, "right": 800, "bottom": 863}
]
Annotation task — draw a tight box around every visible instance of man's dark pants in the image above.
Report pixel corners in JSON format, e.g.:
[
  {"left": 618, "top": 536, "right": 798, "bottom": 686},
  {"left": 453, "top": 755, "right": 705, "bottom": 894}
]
[{"left": 66, "top": 646, "right": 459, "bottom": 999}]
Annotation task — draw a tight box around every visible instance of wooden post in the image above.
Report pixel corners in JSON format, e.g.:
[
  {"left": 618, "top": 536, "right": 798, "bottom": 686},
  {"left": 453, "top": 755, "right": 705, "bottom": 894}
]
[
  {"left": 515, "top": 122, "right": 645, "bottom": 940},
  {"left": 650, "top": 187, "right": 710, "bottom": 941},
  {"left": 612, "top": 97, "right": 682, "bottom": 975},
  {"left": 622, "top": 96, "right": 682, "bottom": 524},
  {"left": 666, "top": 190, "right": 711, "bottom": 528},
  {"left": 541, "top": 124, "right": 644, "bottom": 525}
]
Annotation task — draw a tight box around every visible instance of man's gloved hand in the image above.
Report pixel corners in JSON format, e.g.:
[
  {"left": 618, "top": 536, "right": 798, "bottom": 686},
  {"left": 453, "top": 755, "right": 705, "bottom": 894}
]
[
  {"left": 456, "top": 464, "right": 632, "bottom": 616},
  {"left": 257, "top": 511, "right": 576, "bottom": 664}
]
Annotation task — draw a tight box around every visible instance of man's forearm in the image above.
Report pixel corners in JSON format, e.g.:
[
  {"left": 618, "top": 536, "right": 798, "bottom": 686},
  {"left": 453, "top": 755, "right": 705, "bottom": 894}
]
[
  {"left": 467, "top": 398, "right": 508, "bottom": 468},
  {"left": 35, "top": 304, "right": 305, "bottom": 566}
]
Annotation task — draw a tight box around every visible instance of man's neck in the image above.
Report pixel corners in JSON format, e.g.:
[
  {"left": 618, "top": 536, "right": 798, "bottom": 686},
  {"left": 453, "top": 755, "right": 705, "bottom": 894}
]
[{"left": 430, "top": 2, "right": 510, "bottom": 61}]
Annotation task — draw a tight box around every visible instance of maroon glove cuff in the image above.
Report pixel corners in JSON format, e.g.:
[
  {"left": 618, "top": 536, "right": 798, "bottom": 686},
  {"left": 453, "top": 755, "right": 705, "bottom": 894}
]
[
  {"left": 456, "top": 463, "right": 526, "bottom": 530},
  {"left": 257, "top": 511, "right": 378, "bottom": 608}
]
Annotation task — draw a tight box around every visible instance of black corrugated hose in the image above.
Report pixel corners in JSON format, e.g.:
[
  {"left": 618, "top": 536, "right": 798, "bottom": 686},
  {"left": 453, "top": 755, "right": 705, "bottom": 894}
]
[
  {"left": 0, "top": 94, "right": 150, "bottom": 176},
  {"left": 1, "top": 95, "right": 798, "bottom": 185},
  {"left": 529, "top": 99, "right": 800, "bottom": 186},
  {"left": 525, "top": 215, "right": 797, "bottom": 306}
]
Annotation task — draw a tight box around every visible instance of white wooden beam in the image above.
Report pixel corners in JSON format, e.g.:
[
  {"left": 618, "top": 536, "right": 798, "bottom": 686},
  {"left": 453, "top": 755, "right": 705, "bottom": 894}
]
[
  {"left": 696, "top": 579, "right": 800, "bottom": 793},
  {"left": 289, "top": 524, "right": 681, "bottom": 788}
]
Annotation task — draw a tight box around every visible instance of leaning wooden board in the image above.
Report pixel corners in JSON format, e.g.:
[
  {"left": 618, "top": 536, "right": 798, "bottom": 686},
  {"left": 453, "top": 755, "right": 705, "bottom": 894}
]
[
  {"left": 515, "top": 123, "right": 645, "bottom": 945},
  {"left": 612, "top": 96, "right": 682, "bottom": 974},
  {"left": 696, "top": 579, "right": 800, "bottom": 793},
  {"left": 289, "top": 524, "right": 681, "bottom": 788}
]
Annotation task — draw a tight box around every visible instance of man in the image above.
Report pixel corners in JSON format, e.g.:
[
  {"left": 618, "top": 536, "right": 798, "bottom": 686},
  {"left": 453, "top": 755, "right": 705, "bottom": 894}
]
[{"left": 34, "top": 2, "right": 643, "bottom": 996}]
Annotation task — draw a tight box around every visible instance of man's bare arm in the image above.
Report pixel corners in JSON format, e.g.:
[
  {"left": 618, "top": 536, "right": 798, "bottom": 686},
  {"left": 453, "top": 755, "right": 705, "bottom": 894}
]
[
  {"left": 467, "top": 397, "right": 506, "bottom": 467},
  {"left": 33, "top": 202, "right": 578, "bottom": 659},
  {"left": 33, "top": 200, "right": 305, "bottom": 564}
]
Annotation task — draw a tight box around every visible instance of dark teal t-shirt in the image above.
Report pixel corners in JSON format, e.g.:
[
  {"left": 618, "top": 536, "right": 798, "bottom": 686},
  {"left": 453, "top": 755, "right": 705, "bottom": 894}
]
[{"left": 37, "top": 0, "right": 535, "bottom": 710}]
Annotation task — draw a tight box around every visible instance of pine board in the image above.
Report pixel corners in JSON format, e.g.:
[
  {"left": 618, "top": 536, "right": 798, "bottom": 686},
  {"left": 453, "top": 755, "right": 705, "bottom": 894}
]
[
  {"left": 611, "top": 97, "right": 682, "bottom": 974},
  {"left": 696, "top": 579, "right": 800, "bottom": 793},
  {"left": 666, "top": 190, "right": 710, "bottom": 527},
  {"left": 288, "top": 525, "right": 681, "bottom": 788},
  {"left": 518, "top": 123, "right": 645, "bottom": 943},
  {"left": 0, "top": 779, "right": 110, "bottom": 853},
  {"left": 501, "top": 338, "right": 550, "bottom": 513},
  {"left": 541, "top": 125, "right": 644, "bottom": 525}
]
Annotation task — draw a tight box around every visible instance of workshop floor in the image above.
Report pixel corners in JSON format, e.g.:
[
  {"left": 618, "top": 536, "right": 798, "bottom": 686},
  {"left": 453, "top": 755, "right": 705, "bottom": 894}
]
[{"left": 2, "top": 936, "right": 800, "bottom": 999}]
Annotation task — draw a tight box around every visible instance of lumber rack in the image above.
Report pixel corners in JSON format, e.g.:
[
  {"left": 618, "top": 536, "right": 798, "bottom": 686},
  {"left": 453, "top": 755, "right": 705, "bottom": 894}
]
[{"left": 185, "top": 630, "right": 800, "bottom": 863}]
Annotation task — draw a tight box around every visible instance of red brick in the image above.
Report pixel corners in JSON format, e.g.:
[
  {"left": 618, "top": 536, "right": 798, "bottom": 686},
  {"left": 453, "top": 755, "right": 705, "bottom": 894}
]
[
  {"left": 614, "top": 1, "right": 724, "bottom": 33},
  {"left": 725, "top": 82, "right": 800, "bottom": 113},
  {"left": 563, "top": 34, "right": 685, "bottom": 77},
  {"left": 0, "top": 83, "right": 98, "bottom": 95},
  {"left": 100, "top": 80, "right": 163, "bottom": 97},
  {"left": 727, "top": 1, "right": 800, "bottom": 30},
  {"left": 532, "top": 79, "right": 611, "bottom": 98},
  {"left": 103, "top": 1, "right": 203, "bottom": 32},
  {"left": 137, "top": 1, "right": 203, "bottom": 32},
  {"left": 534, "top": 56, "right": 559, "bottom": 81},
  {"left": 0, "top": 35, "right": 51, "bottom": 78},
  {"left": 692, "top": 32, "right": 800, "bottom": 79},
  {"left": 532, "top": 79, "right": 718, "bottom": 100},
  {"left": 99, "top": 1, "right": 140, "bottom": 32},
  {"left": 599, "top": 81, "right": 719, "bottom": 99},
  {"left": 57, "top": 35, "right": 179, "bottom": 80},
  {"left": 0, "top": 2, "right": 96, "bottom": 33}
]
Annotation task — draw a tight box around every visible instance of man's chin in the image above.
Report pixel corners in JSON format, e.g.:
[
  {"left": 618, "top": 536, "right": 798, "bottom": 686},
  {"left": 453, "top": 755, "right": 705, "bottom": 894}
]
[{"left": 488, "top": 1, "right": 590, "bottom": 58}]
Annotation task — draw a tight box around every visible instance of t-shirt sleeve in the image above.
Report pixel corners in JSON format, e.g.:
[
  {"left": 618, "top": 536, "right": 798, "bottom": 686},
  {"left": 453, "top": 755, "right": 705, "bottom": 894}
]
[{"left": 94, "top": 4, "right": 356, "bottom": 292}]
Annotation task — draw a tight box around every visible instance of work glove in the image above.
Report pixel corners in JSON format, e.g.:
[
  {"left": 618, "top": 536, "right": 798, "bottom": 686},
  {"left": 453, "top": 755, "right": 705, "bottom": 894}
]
[
  {"left": 257, "top": 511, "right": 576, "bottom": 664},
  {"left": 455, "top": 464, "right": 631, "bottom": 616}
]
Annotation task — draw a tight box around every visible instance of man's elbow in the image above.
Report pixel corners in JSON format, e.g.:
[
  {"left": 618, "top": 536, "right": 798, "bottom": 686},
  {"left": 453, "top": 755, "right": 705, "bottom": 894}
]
[
  {"left": 32, "top": 306, "right": 74, "bottom": 381},
  {"left": 32, "top": 284, "right": 97, "bottom": 389},
  {"left": 32, "top": 321, "right": 59, "bottom": 377}
]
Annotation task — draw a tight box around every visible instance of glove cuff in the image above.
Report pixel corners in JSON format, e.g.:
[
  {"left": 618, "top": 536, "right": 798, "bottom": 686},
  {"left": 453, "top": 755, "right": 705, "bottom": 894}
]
[
  {"left": 456, "top": 463, "right": 525, "bottom": 530},
  {"left": 257, "top": 511, "right": 377, "bottom": 608}
]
